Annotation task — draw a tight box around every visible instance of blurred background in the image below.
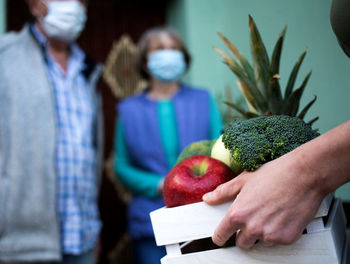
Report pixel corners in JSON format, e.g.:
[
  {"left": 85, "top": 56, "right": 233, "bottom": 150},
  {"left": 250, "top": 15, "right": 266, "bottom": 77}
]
[{"left": 0, "top": 0, "right": 349, "bottom": 263}]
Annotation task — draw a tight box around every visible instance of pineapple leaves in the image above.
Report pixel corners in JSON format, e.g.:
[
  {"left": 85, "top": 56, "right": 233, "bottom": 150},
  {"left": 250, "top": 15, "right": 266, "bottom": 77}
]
[
  {"left": 266, "top": 26, "right": 287, "bottom": 114},
  {"left": 214, "top": 46, "right": 267, "bottom": 112},
  {"left": 213, "top": 46, "right": 235, "bottom": 68},
  {"left": 267, "top": 75, "right": 283, "bottom": 114},
  {"left": 282, "top": 71, "right": 312, "bottom": 116},
  {"left": 298, "top": 95, "right": 317, "bottom": 120},
  {"left": 249, "top": 15, "right": 270, "bottom": 98},
  {"left": 215, "top": 15, "right": 316, "bottom": 123},
  {"left": 217, "top": 32, "right": 256, "bottom": 84},
  {"left": 270, "top": 26, "right": 287, "bottom": 76},
  {"left": 224, "top": 101, "right": 259, "bottom": 118},
  {"left": 284, "top": 50, "right": 307, "bottom": 99},
  {"left": 307, "top": 116, "right": 319, "bottom": 126}
]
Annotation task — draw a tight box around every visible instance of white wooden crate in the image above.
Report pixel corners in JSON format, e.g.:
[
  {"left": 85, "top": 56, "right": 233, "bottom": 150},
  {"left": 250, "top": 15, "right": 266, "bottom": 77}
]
[{"left": 150, "top": 195, "right": 347, "bottom": 264}]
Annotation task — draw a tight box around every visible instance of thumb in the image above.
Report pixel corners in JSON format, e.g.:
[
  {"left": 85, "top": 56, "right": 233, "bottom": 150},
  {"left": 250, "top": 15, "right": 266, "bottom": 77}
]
[{"left": 203, "top": 172, "right": 246, "bottom": 205}]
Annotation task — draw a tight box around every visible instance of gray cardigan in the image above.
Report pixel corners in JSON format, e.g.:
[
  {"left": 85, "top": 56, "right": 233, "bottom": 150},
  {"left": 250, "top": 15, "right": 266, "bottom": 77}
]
[{"left": 0, "top": 25, "right": 104, "bottom": 262}]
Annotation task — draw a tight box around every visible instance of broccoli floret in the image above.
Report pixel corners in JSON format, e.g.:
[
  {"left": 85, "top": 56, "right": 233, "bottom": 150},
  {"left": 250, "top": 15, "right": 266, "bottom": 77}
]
[{"left": 222, "top": 115, "right": 319, "bottom": 173}]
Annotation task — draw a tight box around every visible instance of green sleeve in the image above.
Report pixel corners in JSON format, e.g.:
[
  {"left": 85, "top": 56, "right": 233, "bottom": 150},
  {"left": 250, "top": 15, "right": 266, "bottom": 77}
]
[
  {"left": 114, "top": 118, "right": 162, "bottom": 198},
  {"left": 209, "top": 94, "right": 223, "bottom": 139}
]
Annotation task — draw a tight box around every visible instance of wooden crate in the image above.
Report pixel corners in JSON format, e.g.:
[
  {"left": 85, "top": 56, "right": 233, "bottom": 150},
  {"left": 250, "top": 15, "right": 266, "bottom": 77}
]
[{"left": 150, "top": 195, "right": 347, "bottom": 264}]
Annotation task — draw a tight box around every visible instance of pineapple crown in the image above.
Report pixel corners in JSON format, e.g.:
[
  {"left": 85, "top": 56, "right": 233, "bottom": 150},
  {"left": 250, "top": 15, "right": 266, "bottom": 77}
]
[{"left": 214, "top": 15, "right": 318, "bottom": 125}]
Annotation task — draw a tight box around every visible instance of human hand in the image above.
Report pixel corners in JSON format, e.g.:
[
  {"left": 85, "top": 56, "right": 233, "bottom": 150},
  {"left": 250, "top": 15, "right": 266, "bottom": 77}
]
[
  {"left": 157, "top": 178, "right": 164, "bottom": 195},
  {"left": 203, "top": 151, "right": 325, "bottom": 250}
]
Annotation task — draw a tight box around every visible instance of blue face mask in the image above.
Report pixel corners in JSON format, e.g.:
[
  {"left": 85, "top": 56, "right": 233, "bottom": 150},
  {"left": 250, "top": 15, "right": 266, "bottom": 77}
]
[{"left": 147, "top": 49, "right": 186, "bottom": 82}]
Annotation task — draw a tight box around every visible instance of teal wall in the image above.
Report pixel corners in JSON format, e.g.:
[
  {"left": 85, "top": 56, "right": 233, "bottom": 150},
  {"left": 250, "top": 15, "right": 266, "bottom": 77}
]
[
  {"left": 167, "top": 0, "right": 350, "bottom": 200},
  {"left": 0, "top": 0, "right": 5, "bottom": 35}
]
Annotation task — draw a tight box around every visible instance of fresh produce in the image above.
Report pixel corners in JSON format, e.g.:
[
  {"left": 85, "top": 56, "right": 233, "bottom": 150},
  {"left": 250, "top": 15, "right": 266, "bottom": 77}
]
[
  {"left": 210, "top": 135, "right": 231, "bottom": 167},
  {"left": 163, "top": 155, "right": 235, "bottom": 208},
  {"left": 216, "top": 115, "right": 319, "bottom": 174},
  {"left": 176, "top": 140, "right": 215, "bottom": 165},
  {"left": 215, "top": 15, "right": 318, "bottom": 125}
]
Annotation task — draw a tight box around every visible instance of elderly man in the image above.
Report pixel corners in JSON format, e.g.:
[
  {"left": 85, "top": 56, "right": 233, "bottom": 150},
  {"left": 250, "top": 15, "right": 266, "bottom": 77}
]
[{"left": 0, "top": 0, "right": 103, "bottom": 263}]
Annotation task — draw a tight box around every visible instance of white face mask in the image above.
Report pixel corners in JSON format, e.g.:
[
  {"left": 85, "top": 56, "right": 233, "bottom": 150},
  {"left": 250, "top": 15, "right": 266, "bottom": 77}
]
[
  {"left": 42, "top": 1, "right": 87, "bottom": 42},
  {"left": 147, "top": 49, "right": 186, "bottom": 82}
]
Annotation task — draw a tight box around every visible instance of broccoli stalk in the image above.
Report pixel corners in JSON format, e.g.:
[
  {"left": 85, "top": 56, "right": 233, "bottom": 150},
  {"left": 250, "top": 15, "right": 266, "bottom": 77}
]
[{"left": 217, "top": 115, "right": 319, "bottom": 173}]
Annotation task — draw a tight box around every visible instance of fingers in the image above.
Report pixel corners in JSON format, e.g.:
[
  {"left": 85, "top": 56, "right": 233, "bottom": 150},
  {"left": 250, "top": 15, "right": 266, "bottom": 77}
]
[
  {"left": 203, "top": 173, "right": 247, "bottom": 205},
  {"left": 259, "top": 240, "right": 274, "bottom": 247},
  {"left": 236, "top": 228, "right": 260, "bottom": 250},
  {"left": 212, "top": 205, "right": 242, "bottom": 246}
]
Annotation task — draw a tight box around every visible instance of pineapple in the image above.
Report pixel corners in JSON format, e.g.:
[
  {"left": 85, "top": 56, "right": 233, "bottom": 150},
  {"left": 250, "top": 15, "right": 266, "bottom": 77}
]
[{"left": 214, "top": 15, "right": 318, "bottom": 125}]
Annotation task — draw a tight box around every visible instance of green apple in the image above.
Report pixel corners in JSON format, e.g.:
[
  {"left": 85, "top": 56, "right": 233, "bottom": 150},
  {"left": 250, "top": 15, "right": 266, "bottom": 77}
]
[
  {"left": 176, "top": 140, "right": 215, "bottom": 165},
  {"left": 210, "top": 135, "right": 232, "bottom": 167}
]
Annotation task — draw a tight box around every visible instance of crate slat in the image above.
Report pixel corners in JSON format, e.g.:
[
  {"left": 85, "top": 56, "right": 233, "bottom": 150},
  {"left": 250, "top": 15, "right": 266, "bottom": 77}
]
[
  {"left": 151, "top": 194, "right": 333, "bottom": 246},
  {"left": 161, "top": 231, "right": 337, "bottom": 264},
  {"left": 151, "top": 198, "right": 347, "bottom": 264}
]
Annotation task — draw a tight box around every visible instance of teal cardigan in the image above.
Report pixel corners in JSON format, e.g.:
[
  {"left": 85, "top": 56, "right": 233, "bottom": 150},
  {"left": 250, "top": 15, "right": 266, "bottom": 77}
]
[{"left": 114, "top": 94, "right": 222, "bottom": 198}]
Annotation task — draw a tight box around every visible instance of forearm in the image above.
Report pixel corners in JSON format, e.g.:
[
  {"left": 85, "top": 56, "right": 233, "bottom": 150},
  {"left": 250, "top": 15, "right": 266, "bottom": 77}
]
[
  {"left": 114, "top": 118, "right": 163, "bottom": 197},
  {"left": 292, "top": 120, "right": 350, "bottom": 196},
  {"left": 115, "top": 160, "right": 163, "bottom": 197}
]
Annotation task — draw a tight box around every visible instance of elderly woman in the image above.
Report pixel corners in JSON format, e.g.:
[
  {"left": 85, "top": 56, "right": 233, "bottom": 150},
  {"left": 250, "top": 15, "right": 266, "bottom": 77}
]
[{"left": 114, "top": 26, "right": 222, "bottom": 264}]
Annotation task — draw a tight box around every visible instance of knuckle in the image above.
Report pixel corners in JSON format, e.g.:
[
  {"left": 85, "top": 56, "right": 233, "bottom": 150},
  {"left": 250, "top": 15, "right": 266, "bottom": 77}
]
[
  {"left": 228, "top": 210, "right": 244, "bottom": 226},
  {"left": 263, "top": 232, "right": 280, "bottom": 244},
  {"left": 245, "top": 224, "right": 262, "bottom": 238},
  {"left": 263, "top": 232, "right": 298, "bottom": 245},
  {"left": 282, "top": 231, "right": 301, "bottom": 245},
  {"left": 237, "top": 240, "right": 250, "bottom": 250},
  {"left": 215, "top": 184, "right": 226, "bottom": 196}
]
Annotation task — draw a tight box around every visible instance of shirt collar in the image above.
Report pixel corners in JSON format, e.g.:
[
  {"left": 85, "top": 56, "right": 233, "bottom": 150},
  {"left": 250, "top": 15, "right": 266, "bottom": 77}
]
[{"left": 30, "top": 23, "right": 86, "bottom": 76}]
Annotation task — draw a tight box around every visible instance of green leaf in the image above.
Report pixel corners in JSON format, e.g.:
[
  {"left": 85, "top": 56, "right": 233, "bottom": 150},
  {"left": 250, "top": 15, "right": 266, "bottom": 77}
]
[
  {"left": 213, "top": 46, "right": 235, "bottom": 68},
  {"left": 284, "top": 50, "right": 307, "bottom": 99},
  {"left": 269, "top": 25, "right": 287, "bottom": 76},
  {"left": 266, "top": 26, "right": 286, "bottom": 114},
  {"left": 249, "top": 15, "right": 270, "bottom": 97},
  {"left": 282, "top": 71, "right": 312, "bottom": 116},
  {"left": 217, "top": 32, "right": 241, "bottom": 59},
  {"left": 224, "top": 101, "right": 259, "bottom": 118},
  {"left": 214, "top": 45, "right": 267, "bottom": 112},
  {"left": 307, "top": 116, "right": 319, "bottom": 126},
  {"left": 267, "top": 75, "right": 283, "bottom": 114},
  {"left": 217, "top": 32, "right": 256, "bottom": 84},
  {"left": 236, "top": 81, "right": 260, "bottom": 113},
  {"left": 298, "top": 95, "right": 317, "bottom": 120},
  {"left": 228, "top": 63, "right": 268, "bottom": 112}
]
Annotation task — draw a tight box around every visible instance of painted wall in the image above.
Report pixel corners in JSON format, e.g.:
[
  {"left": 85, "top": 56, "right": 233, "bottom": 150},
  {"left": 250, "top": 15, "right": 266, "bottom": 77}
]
[
  {"left": 0, "top": 0, "right": 5, "bottom": 35},
  {"left": 167, "top": 0, "right": 350, "bottom": 200}
]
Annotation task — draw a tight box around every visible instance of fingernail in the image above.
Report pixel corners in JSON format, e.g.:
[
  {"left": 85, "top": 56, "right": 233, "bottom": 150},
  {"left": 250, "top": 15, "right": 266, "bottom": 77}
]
[
  {"left": 202, "top": 192, "right": 211, "bottom": 201},
  {"left": 212, "top": 236, "right": 224, "bottom": 247}
]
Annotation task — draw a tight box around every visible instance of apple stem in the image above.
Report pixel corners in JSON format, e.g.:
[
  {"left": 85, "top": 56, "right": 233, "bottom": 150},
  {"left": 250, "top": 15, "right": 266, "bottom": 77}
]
[{"left": 192, "top": 162, "right": 208, "bottom": 177}]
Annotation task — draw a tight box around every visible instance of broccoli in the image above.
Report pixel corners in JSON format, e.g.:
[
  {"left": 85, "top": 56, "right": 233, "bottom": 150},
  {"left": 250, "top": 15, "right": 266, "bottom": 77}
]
[{"left": 222, "top": 115, "right": 319, "bottom": 173}]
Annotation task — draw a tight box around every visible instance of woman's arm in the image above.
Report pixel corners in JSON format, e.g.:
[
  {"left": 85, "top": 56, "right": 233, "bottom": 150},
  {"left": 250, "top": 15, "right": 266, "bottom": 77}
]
[{"left": 114, "top": 118, "right": 163, "bottom": 198}]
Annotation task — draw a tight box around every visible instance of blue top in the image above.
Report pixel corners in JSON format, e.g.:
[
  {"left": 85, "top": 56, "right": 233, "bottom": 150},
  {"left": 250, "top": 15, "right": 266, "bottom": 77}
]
[
  {"left": 115, "top": 96, "right": 222, "bottom": 197},
  {"left": 31, "top": 25, "right": 100, "bottom": 254},
  {"left": 115, "top": 85, "right": 222, "bottom": 238}
]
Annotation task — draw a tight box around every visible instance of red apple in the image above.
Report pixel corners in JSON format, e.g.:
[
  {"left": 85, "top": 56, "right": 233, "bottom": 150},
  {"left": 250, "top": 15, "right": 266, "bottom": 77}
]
[{"left": 163, "top": 154, "right": 236, "bottom": 208}]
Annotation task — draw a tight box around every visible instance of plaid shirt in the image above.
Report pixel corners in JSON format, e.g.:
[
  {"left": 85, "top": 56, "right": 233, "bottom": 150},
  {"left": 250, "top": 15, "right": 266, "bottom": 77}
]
[{"left": 31, "top": 25, "right": 101, "bottom": 254}]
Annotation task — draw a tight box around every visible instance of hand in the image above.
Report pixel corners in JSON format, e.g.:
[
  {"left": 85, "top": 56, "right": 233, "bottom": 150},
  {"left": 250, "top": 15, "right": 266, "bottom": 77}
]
[
  {"left": 203, "top": 151, "right": 325, "bottom": 250},
  {"left": 157, "top": 178, "right": 164, "bottom": 195}
]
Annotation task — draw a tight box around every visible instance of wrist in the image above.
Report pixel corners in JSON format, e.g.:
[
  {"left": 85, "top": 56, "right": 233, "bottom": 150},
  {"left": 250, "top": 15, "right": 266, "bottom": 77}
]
[
  {"left": 293, "top": 147, "right": 326, "bottom": 197},
  {"left": 157, "top": 178, "right": 164, "bottom": 195}
]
